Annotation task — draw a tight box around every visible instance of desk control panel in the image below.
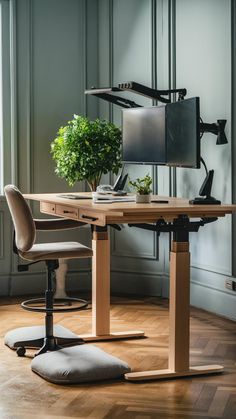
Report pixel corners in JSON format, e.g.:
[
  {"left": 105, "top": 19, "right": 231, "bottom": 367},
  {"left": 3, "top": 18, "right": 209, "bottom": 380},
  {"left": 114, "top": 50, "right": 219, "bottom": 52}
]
[{"left": 40, "top": 201, "right": 105, "bottom": 226}]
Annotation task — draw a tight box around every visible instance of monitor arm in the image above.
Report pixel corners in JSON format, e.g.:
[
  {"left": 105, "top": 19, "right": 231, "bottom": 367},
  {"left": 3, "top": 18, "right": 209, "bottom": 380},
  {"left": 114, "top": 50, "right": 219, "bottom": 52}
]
[
  {"left": 85, "top": 81, "right": 187, "bottom": 107},
  {"left": 92, "top": 91, "right": 142, "bottom": 108},
  {"left": 118, "top": 81, "right": 187, "bottom": 103},
  {"left": 199, "top": 119, "right": 228, "bottom": 145},
  {"left": 200, "top": 122, "right": 219, "bottom": 135}
]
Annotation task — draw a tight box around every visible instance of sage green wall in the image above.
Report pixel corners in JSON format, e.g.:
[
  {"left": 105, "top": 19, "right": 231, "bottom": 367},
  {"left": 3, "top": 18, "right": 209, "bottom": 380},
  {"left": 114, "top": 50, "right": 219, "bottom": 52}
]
[
  {"left": 0, "top": 0, "right": 98, "bottom": 296},
  {"left": 1, "top": 0, "right": 236, "bottom": 320},
  {"left": 98, "top": 0, "right": 236, "bottom": 319},
  {"left": 174, "top": 0, "right": 233, "bottom": 317}
]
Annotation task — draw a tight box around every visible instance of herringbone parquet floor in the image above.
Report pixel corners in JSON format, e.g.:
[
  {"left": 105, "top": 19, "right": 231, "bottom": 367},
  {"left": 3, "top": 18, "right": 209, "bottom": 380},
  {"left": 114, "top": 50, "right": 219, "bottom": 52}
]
[{"left": 0, "top": 295, "right": 236, "bottom": 419}]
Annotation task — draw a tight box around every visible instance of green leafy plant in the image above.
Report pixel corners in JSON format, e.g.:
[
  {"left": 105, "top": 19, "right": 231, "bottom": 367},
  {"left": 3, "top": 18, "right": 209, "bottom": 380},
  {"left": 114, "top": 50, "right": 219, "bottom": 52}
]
[
  {"left": 51, "top": 115, "right": 122, "bottom": 191},
  {"left": 129, "top": 174, "right": 152, "bottom": 195}
]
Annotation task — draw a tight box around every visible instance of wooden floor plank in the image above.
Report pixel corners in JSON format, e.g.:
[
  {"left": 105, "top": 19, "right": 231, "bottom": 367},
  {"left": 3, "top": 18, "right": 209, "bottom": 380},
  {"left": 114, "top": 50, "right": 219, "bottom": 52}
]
[{"left": 0, "top": 295, "right": 236, "bottom": 418}]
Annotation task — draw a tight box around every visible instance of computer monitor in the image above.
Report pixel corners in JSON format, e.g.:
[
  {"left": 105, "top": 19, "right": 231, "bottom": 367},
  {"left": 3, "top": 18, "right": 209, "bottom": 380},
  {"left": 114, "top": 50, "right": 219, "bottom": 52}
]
[
  {"left": 122, "top": 105, "right": 166, "bottom": 165},
  {"left": 122, "top": 97, "right": 200, "bottom": 168},
  {"left": 166, "top": 97, "right": 200, "bottom": 168}
]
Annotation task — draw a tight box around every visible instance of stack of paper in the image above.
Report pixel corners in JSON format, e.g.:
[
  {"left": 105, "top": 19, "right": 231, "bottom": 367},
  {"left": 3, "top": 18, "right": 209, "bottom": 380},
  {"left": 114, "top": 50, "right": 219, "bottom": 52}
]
[{"left": 92, "top": 192, "right": 135, "bottom": 204}]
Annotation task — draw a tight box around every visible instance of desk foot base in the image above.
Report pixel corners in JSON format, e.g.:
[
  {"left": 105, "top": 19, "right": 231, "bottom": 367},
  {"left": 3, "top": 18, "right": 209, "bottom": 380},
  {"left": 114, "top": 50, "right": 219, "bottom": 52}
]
[
  {"left": 80, "top": 330, "right": 145, "bottom": 342},
  {"left": 125, "top": 364, "right": 224, "bottom": 381}
]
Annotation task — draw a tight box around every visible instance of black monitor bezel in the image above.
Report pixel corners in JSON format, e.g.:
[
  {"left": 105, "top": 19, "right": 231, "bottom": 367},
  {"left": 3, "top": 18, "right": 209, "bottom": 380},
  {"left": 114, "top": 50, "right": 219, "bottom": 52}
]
[
  {"left": 165, "top": 97, "right": 201, "bottom": 169},
  {"left": 122, "top": 97, "right": 201, "bottom": 169}
]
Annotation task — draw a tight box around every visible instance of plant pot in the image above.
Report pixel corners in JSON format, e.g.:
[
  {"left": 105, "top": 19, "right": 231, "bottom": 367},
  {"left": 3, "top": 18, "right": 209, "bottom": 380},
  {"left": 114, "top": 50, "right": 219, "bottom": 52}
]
[{"left": 135, "top": 194, "right": 151, "bottom": 203}]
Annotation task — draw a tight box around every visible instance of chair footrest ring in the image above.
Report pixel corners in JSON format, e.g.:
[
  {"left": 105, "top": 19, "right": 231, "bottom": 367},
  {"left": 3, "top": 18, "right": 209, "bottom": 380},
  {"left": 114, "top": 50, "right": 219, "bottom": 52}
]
[{"left": 21, "top": 297, "right": 88, "bottom": 313}]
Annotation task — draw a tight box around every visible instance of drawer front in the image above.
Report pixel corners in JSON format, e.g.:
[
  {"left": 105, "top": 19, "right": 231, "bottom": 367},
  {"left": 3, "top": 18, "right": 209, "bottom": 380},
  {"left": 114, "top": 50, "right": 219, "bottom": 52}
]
[
  {"left": 78, "top": 209, "right": 105, "bottom": 226},
  {"left": 41, "top": 202, "right": 106, "bottom": 226},
  {"left": 55, "top": 204, "right": 79, "bottom": 219},
  {"left": 40, "top": 201, "right": 56, "bottom": 214}
]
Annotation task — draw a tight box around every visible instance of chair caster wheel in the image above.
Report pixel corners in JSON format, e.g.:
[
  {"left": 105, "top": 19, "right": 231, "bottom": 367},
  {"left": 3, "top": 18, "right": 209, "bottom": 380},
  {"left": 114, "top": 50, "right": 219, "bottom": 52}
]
[{"left": 16, "top": 347, "right": 26, "bottom": 357}]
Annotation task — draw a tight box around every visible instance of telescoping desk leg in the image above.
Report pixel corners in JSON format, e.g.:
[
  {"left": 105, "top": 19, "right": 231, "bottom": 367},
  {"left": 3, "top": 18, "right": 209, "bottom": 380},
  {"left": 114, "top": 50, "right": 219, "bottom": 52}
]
[
  {"left": 81, "top": 226, "right": 145, "bottom": 342},
  {"left": 125, "top": 238, "right": 223, "bottom": 381}
]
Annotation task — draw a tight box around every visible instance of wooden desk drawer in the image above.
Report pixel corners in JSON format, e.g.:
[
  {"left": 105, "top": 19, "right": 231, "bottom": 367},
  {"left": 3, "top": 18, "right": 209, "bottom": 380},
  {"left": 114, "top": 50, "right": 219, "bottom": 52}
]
[
  {"left": 78, "top": 209, "right": 105, "bottom": 226},
  {"left": 40, "top": 201, "right": 56, "bottom": 214},
  {"left": 41, "top": 202, "right": 105, "bottom": 225},
  {"left": 55, "top": 204, "right": 79, "bottom": 219}
]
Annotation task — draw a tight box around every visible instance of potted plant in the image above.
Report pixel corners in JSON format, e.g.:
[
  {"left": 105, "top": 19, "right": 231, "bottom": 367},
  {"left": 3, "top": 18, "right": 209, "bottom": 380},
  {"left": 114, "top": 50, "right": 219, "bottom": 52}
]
[
  {"left": 129, "top": 174, "right": 152, "bottom": 203},
  {"left": 51, "top": 115, "right": 122, "bottom": 191}
]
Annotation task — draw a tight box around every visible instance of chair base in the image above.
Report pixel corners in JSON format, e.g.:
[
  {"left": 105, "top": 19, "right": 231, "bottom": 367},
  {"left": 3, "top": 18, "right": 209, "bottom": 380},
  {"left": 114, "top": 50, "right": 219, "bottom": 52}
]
[
  {"left": 35, "top": 337, "right": 63, "bottom": 356},
  {"left": 7, "top": 261, "right": 89, "bottom": 357},
  {"left": 4, "top": 325, "right": 83, "bottom": 351}
]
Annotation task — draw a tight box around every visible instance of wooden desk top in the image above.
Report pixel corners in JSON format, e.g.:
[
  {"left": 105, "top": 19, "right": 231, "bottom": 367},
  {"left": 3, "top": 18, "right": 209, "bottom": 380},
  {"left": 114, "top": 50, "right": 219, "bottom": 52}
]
[
  {"left": 24, "top": 192, "right": 236, "bottom": 225},
  {"left": 24, "top": 192, "right": 236, "bottom": 226}
]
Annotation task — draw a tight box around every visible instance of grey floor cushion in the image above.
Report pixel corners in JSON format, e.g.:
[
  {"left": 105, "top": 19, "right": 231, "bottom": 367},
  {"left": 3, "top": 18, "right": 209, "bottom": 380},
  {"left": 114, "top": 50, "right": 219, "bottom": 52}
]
[
  {"left": 4, "top": 325, "right": 79, "bottom": 349},
  {"left": 31, "top": 344, "right": 131, "bottom": 384}
]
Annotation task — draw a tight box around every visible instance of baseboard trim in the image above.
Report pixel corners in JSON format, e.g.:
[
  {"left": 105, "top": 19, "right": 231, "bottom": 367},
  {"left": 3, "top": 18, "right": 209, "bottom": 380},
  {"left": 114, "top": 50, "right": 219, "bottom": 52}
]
[
  {"left": 0, "top": 275, "right": 11, "bottom": 296},
  {"left": 4, "top": 267, "right": 236, "bottom": 320},
  {"left": 161, "top": 269, "right": 236, "bottom": 321},
  {"left": 190, "top": 280, "right": 236, "bottom": 321}
]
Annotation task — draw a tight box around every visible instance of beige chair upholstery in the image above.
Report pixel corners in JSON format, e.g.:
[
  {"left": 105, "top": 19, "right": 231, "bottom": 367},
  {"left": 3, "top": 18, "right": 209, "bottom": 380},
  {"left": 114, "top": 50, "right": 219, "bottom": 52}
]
[
  {"left": 5, "top": 185, "right": 92, "bottom": 260},
  {"left": 4, "top": 184, "right": 93, "bottom": 357}
]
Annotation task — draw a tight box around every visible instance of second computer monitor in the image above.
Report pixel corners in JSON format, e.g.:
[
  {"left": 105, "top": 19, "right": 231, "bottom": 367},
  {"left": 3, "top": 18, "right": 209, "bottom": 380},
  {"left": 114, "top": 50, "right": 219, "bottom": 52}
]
[{"left": 122, "top": 97, "right": 200, "bottom": 169}]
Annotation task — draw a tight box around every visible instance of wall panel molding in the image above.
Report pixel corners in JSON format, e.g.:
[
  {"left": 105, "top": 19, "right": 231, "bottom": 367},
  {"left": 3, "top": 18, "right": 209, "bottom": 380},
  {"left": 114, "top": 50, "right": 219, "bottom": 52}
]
[
  {"left": 161, "top": 266, "right": 236, "bottom": 321},
  {"left": 9, "top": 0, "right": 17, "bottom": 185},
  {"left": 169, "top": 0, "right": 177, "bottom": 197},
  {"left": 0, "top": 275, "right": 10, "bottom": 296},
  {"left": 17, "top": 0, "right": 33, "bottom": 192},
  {"left": 0, "top": 211, "right": 4, "bottom": 259},
  {"left": 1, "top": 0, "right": 13, "bottom": 188},
  {"left": 111, "top": 269, "right": 162, "bottom": 296},
  {"left": 111, "top": 167, "right": 159, "bottom": 261},
  {"left": 190, "top": 280, "right": 236, "bottom": 321},
  {"left": 108, "top": 0, "right": 113, "bottom": 124},
  {"left": 85, "top": 0, "right": 99, "bottom": 119},
  {"left": 151, "top": 0, "right": 158, "bottom": 194},
  {"left": 112, "top": 233, "right": 158, "bottom": 260},
  {"left": 232, "top": 0, "right": 236, "bottom": 275},
  {"left": 191, "top": 262, "right": 231, "bottom": 277},
  {"left": 83, "top": 0, "right": 87, "bottom": 116},
  {"left": 111, "top": 1, "right": 159, "bottom": 264},
  {"left": 10, "top": 269, "right": 92, "bottom": 296}
]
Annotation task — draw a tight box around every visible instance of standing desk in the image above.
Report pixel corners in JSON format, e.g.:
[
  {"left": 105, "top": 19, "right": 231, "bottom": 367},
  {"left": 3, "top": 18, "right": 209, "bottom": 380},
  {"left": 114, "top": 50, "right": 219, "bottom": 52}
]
[{"left": 24, "top": 192, "right": 236, "bottom": 381}]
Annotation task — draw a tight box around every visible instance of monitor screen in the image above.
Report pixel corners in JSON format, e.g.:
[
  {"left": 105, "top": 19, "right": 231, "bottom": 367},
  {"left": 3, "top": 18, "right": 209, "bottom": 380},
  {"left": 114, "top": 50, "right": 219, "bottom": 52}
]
[
  {"left": 166, "top": 97, "right": 200, "bottom": 168},
  {"left": 122, "top": 105, "right": 166, "bottom": 165},
  {"left": 122, "top": 97, "right": 200, "bottom": 168}
]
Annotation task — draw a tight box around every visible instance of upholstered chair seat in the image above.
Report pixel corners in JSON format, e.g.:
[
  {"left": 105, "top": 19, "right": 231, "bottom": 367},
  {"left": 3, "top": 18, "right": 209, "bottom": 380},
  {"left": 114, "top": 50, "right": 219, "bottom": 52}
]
[{"left": 19, "top": 241, "right": 92, "bottom": 261}]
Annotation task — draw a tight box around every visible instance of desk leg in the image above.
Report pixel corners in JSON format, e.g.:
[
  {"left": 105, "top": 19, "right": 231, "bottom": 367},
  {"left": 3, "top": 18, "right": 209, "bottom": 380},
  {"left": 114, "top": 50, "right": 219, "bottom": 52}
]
[
  {"left": 125, "top": 240, "right": 223, "bottom": 381},
  {"left": 81, "top": 227, "right": 145, "bottom": 342}
]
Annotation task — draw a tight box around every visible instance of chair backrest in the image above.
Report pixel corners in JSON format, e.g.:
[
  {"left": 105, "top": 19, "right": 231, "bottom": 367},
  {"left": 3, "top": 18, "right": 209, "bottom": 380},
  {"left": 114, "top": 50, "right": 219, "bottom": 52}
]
[{"left": 4, "top": 185, "right": 36, "bottom": 252}]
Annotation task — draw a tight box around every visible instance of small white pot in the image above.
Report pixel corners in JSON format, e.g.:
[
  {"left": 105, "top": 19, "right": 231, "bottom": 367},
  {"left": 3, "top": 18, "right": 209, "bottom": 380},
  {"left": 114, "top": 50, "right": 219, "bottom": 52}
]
[{"left": 135, "top": 194, "right": 151, "bottom": 203}]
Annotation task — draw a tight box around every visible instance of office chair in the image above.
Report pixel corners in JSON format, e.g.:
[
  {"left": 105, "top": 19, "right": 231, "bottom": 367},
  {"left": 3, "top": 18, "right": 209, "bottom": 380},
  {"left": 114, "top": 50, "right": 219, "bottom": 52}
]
[{"left": 4, "top": 185, "right": 93, "bottom": 357}]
